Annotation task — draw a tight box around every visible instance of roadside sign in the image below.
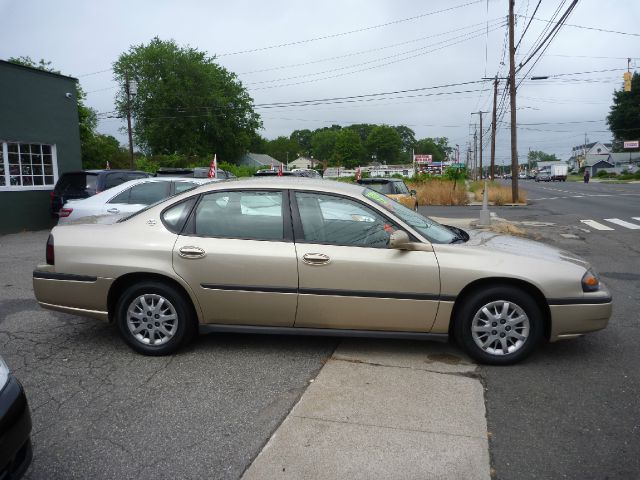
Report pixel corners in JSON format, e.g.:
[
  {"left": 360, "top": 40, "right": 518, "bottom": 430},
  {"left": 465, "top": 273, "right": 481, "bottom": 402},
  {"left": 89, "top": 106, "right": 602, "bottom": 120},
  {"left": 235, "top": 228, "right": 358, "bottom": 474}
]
[
  {"left": 623, "top": 140, "right": 639, "bottom": 149},
  {"left": 414, "top": 154, "right": 432, "bottom": 164}
]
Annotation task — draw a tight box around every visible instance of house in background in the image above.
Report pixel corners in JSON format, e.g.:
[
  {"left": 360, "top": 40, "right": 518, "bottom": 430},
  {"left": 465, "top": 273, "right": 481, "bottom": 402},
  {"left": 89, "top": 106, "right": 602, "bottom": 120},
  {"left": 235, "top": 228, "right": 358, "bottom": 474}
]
[
  {"left": 569, "top": 141, "right": 611, "bottom": 170},
  {"left": 288, "top": 156, "right": 316, "bottom": 169},
  {"left": 238, "top": 153, "right": 282, "bottom": 169},
  {"left": 0, "top": 60, "right": 81, "bottom": 234}
]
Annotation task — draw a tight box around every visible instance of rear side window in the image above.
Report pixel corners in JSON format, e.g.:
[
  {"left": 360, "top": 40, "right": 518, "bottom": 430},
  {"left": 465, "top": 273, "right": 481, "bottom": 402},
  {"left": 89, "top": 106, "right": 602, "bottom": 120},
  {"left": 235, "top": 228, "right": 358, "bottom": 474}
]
[
  {"left": 366, "top": 183, "right": 393, "bottom": 195},
  {"left": 129, "top": 182, "right": 170, "bottom": 204},
  {"left": 193, "top": 191, "right": 284, "bottom": 240},
  {"left": 174, "top": 181, "right": 199, "bottom": 194},
  {"left": 162, "top": 197, "right": 198, "bottom": 233},
  {"left": 393, "top": 182, "right": 409, "bottom": 194},
  {"left": 55, "top": 173, "right": 97, "bottom": 193}
]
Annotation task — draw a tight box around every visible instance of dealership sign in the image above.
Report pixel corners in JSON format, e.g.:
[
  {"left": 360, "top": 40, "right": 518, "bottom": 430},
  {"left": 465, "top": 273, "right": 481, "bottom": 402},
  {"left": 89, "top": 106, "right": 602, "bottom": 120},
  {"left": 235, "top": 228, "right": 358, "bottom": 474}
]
[
  {"left": 623, "top": 140, "right": 639, "bottom": 149},
  {"left": 414, "top": 154, "right": 433, "bottom": 164}
]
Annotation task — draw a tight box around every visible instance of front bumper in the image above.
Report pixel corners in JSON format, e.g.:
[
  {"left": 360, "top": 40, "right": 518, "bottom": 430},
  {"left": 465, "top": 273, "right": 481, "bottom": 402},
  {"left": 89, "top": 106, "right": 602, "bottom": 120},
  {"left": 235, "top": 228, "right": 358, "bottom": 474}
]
[
  {"left": 548, "top": 289, "right": 613, "bottom": 341},
  {"left": 0, "top": 375, "right": 33, "bottom": 480}
]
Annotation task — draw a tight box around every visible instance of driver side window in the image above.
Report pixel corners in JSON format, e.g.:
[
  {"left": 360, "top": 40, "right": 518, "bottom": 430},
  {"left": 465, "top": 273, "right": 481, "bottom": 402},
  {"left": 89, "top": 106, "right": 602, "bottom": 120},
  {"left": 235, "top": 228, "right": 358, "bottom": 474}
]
[{"left": 295, "top": 192, "right": 398, "bottom": 248}]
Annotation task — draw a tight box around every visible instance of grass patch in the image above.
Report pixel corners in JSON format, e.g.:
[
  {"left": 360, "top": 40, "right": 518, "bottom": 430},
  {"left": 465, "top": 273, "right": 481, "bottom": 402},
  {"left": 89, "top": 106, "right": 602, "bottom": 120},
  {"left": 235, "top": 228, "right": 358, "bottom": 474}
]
[
  {"left": 469, "top": 181, "right": 527, "bottom": 205},
  {"left": 407, "top": 179, "right": 468, "bottom": 205}
]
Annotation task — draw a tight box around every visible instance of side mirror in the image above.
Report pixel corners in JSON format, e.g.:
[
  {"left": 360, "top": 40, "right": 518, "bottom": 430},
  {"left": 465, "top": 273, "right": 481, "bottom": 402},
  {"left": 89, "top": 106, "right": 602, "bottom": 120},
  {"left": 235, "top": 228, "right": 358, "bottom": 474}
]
[
  {"left": 410, "top": 189, "right": 417, "bottom": 196},
  {"left": 389, "top": 230, "right": 411, "bottom": 249},
  {"left": 389, "top": 230, "right": 434, "bottom": 252}
]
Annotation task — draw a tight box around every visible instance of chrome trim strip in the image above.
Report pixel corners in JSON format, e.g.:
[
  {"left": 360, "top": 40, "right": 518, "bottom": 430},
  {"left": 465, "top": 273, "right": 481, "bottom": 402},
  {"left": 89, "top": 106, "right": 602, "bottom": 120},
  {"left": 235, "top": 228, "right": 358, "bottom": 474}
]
[
  {"left": 33, "top": 271, "right": 97, "bottom": 282},
  {"left": 199, "top": 324, "right": 448, "bottom": 341}
]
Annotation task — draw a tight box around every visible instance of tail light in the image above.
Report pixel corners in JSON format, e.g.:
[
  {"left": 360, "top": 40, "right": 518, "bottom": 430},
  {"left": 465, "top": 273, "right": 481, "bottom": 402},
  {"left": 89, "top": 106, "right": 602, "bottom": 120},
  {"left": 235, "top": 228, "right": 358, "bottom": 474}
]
[
  {"left": 59, "top": 207, "right": 73, "bottom": 218},
  {"left": 46, "top": 234, "right": 55, "bottom": 265}
]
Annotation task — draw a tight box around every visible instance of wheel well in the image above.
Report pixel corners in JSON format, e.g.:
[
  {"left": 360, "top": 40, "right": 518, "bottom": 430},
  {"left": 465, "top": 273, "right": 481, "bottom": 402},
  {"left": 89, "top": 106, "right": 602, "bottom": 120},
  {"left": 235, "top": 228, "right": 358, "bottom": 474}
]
[
  {"left": 107, "top": 273, "right": 200, "bottom": 324},
  {"left": 448, "top": 277, "right": 551, "bottom": 340}
]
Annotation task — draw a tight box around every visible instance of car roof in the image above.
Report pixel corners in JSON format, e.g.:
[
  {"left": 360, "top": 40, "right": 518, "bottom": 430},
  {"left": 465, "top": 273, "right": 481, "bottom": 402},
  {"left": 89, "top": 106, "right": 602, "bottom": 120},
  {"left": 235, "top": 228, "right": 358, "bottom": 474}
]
[{"left": 188, "top": 176, "right": 364, "bottom": 196}]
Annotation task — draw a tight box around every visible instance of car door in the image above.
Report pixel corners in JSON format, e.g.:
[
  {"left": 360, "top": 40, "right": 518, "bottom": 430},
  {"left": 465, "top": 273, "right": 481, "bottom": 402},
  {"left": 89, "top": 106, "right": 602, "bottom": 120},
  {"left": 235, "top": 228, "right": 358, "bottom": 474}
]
[
  {"left": 103, "top": 181, "right": 170, "bottom": 217},
  {"left": 292, "top": 191, "right": 440, "bottom": 332},
  {"left": 172, "top": 189, "right": 298, "bottom": 326}
]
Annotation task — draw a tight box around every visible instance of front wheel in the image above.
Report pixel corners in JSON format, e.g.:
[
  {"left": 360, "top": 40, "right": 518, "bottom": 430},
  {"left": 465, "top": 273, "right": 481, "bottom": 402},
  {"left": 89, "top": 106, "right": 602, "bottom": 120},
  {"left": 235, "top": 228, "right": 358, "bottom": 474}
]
[
  {"left": 116, "top": 281, "right": 196, "bottom": 355},
  {"left": 453, "top": 286, "right": 543, "bottom": 365}
]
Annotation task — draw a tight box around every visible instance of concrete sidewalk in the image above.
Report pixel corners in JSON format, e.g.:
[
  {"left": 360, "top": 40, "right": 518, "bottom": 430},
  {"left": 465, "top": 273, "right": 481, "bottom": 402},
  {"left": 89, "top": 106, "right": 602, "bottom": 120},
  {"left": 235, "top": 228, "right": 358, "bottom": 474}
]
[{"left": 242, "top": 339, "right": 491, "bottom": 480}]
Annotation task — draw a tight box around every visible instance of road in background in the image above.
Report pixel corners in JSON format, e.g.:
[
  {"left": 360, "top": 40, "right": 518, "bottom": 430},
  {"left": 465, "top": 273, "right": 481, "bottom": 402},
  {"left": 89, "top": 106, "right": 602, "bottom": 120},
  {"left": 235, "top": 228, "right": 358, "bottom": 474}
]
[{"left": 426, "top": 180, "right": 640, "bottom": 479}]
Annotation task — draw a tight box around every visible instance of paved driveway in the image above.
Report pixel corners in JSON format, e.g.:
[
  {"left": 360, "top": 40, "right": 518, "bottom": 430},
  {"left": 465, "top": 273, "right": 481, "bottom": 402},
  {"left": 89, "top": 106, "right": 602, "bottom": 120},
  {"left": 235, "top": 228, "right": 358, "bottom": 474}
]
[{"left": 0, "top": 231, "right": 336, "bottom": 480}]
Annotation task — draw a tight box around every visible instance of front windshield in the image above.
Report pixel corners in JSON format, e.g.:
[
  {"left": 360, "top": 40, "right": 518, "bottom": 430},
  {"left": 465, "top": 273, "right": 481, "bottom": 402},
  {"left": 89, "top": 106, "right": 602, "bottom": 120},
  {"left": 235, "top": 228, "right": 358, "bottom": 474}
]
[{"left": 362, "top": 188, "right": 457, "bottom": 244}]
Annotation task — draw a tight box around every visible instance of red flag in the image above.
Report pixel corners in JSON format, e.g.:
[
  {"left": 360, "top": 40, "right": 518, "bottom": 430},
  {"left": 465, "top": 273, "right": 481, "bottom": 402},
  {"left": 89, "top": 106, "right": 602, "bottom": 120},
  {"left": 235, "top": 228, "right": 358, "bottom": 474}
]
[
  {"left": 277, "top": 163, "right": 283, "bottom": 176},
  {"left": 355, "top": 167, "right": 361, "bottom": 181},
  {"left": 208, "top": 154, "right": 217, "bottom": 178}
]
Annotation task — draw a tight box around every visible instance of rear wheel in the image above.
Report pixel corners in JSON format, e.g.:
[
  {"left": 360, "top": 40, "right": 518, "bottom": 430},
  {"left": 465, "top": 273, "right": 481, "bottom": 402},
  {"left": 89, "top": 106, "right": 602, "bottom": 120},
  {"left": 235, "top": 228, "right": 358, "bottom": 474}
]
[
  {"left": 453, "top": 286, "right": 543, "bottom": 365},
  {"left": 116, "top": 281, "right": 196, "bottom": 355}
]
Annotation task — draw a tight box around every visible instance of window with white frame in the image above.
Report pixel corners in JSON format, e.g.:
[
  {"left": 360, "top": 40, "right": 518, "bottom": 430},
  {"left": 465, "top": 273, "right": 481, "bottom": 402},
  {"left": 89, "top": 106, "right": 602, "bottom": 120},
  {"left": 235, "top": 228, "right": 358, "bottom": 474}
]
[{"left": 1, "top": 141, "right": 58, "bottom": 189}]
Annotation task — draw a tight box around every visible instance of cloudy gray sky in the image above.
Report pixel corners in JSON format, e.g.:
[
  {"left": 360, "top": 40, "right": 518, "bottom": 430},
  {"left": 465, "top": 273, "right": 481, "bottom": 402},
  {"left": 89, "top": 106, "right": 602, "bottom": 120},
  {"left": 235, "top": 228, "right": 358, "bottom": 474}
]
[{"left": 1, "top": 0, "right": 638, "bottom": 165}]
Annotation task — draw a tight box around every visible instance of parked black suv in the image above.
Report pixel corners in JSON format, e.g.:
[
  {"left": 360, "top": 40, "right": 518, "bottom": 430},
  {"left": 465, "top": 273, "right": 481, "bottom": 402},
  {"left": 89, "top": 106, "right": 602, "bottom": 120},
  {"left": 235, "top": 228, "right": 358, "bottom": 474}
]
[{"left": 49, "top": 170, "right": 150, "bottom": 217}]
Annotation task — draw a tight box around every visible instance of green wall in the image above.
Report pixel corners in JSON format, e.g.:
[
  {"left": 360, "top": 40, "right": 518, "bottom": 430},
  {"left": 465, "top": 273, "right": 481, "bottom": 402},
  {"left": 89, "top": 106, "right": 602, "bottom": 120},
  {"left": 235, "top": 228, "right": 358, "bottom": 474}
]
[{"left": 0, "top": 61, "right": 82, "bottom": 234}]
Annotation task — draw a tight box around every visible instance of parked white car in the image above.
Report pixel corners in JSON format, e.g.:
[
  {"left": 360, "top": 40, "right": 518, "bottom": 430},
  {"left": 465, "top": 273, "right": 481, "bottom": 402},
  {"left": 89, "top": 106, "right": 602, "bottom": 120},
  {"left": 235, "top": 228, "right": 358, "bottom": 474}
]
[{"left": 58, "top": 177, "right": 216, "bottom": 224}]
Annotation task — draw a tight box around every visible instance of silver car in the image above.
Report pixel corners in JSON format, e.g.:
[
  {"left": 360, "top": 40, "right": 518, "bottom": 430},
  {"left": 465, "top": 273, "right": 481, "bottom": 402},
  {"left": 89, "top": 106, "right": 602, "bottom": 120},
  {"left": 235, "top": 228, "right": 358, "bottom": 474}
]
[
  {"left": 33, "top": 178, "right": 612, "bottom": 365},
  {"left": 57, "top": 177, "right": 216, "bottom": 224}
]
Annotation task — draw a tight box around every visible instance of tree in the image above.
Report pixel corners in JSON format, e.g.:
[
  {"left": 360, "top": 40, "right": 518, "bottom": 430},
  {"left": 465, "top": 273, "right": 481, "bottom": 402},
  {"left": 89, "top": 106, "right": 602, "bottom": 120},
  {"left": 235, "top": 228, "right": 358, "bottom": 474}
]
[
  {"left": 414, "top": 137, "right": 448, "bottom": 163},
  {"left": 347, "top": 124, "right": 376, "bottom": 144},
  {"left": 113, "top": 38, "right": 261, "bottom": 161},
  {"left": 290, "top": 129, "right": 313, "bottom": 156},
  {"left": 527, "top": 150, "right": 560, "bottom": 168},
  {"left": 82, "top": 134, "right": 129, "bottom": 169},
  {"left": 265, "top": 136, "right": 299, "bottom": 164},
  {"left": 311, "top": 129, "right": 339, "bottom": 164},
  {"left": 607, "top": 72, "right": 640, "bottom": 150},
  {"left": 366, "top": 126, "right": 403, "bottom": 164},
  {"left": 393, "top": 125, "right": 417, "bottom": 153},
  {"left": 334, "top": 129, "right": 365, "bottom": 168}
]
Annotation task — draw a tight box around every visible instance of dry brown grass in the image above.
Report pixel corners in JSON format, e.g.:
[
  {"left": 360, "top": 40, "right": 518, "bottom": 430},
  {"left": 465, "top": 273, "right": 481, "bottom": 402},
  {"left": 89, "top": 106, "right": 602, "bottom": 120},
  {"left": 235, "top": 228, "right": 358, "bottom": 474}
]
[
  {"left": 407, "top": 179, "right": 469, "bottom": 206},
  {"left": 471, "top": 181, "right": 527, "bottom": 205},
  {"left": 488, "top": 221, "right": 528, "bottom": 237}
]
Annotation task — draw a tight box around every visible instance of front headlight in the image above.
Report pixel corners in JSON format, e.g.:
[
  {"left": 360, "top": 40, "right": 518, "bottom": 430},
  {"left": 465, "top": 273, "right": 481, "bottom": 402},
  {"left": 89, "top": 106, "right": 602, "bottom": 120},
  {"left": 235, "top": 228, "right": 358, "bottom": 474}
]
[
  {"left": 582, "top": 269, "right": 600, "bottom": 292},
  {"left": 0, "top": 356, "right": 10, "bottom": 391}
]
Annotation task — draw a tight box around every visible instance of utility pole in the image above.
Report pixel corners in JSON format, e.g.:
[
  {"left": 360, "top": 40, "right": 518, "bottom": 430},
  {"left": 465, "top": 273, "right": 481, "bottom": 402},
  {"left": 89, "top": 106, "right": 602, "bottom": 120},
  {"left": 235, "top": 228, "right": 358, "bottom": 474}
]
[
  {"left": 471, "top": 111, "right": 489, "bottom": 179},
  {"left": 508, "top": 0, "right": 519, "bottom": 202},
  {"left": 473, "top": 128, "right": 478, "bottom": 180},
  {"left": 490, "top": 76, "right": 498, "bottom": 180},
  {"left": 125, "top": 72, "right": 135, "bottom": 170}
]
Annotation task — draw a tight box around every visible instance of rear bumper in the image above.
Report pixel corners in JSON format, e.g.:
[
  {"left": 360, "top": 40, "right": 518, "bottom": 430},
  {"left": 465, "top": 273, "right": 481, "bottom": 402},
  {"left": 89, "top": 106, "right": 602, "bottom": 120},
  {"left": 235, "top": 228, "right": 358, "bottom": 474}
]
[
  {"left": 33, "top": 268, "right": 111, "bottom": 322},
  {"left": 0, "top": 376, "right": 33, "bottom": 480}
]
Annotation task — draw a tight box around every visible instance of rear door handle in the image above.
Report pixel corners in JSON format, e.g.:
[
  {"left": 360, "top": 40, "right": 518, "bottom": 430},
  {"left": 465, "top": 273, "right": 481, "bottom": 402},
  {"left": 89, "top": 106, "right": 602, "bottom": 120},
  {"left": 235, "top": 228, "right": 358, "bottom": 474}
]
[
  {"left": 107, "top": 208, "right": 120, "bottom": 214},
  {"left": 302, "top": 253, "right": 330, "bottom": 266},
  {"left": 179, "top": 246, "right": 206, "bottom": 259}
]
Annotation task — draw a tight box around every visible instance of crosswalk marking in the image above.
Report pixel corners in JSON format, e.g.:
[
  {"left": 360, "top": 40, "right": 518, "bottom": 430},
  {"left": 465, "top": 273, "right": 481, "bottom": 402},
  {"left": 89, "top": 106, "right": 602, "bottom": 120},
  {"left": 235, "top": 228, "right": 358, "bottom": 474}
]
[
  {"left": 580, "top": 220, "right": 614, "bottom": 231},
  {"left": 604, "top": 218, "right": 640, "bottom": 230}
]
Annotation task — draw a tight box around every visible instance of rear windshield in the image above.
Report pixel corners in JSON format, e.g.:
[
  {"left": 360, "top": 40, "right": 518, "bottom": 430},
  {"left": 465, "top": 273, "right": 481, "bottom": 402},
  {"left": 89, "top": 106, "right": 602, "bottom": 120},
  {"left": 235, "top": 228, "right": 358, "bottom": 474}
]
[
  {"left": 365, "top": 182, "right": 394, "bottom": 194},
  {"left": 55, "top": 173, "right": 97, "bottom": 193}
]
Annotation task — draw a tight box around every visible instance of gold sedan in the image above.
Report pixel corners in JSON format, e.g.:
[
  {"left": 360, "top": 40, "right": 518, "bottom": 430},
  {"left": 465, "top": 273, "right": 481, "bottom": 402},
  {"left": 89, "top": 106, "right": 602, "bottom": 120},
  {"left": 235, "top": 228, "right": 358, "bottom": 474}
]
[{"left": 33, "top": 178, "right": 611, "bottom": 365}]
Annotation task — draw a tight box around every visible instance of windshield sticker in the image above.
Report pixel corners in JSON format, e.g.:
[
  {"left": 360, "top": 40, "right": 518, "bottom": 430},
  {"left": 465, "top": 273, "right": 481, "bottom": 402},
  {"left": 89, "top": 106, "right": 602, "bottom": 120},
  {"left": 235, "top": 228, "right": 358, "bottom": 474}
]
[{"left": 364, "top": 190, "right": 395, "bottom": 211}]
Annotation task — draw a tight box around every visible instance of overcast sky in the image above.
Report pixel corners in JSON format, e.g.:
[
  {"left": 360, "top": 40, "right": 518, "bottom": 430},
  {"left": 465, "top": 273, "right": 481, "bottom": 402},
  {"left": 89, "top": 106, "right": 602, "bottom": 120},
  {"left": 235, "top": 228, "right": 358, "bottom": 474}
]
[{"left": 1, "top": 0, "right": 638, "bottom": 165}]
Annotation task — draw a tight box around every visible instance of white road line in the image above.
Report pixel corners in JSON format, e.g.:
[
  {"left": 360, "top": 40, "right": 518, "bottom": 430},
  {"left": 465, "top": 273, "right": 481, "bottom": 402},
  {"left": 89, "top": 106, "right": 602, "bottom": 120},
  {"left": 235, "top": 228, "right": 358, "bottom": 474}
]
[
  {"left": 580, "top": 220, "right": 614, "bottom": 231},
  {"left": 604, "top": 218, "right": 640, "bottom": 230}
]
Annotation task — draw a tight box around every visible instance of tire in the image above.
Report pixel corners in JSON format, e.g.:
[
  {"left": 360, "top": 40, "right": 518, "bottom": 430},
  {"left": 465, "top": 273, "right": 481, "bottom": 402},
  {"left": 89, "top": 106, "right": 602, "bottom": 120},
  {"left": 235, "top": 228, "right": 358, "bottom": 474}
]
[
  {"left": 116, "top": 281, "right": 196, "bottom": 356},
  {"left": 453, "top": 285, "right": 543, "bottom": 365}
]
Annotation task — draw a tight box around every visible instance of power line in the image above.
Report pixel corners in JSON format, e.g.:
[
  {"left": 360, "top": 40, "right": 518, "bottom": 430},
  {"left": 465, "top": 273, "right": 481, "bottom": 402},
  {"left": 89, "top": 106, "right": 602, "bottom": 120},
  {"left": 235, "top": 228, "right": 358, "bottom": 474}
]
[
  {"left": 522, "top": 15, "right": 640, "bottom": 37},
  {"left": 217, "top": 0, "right": 485, "bottom": 57}
]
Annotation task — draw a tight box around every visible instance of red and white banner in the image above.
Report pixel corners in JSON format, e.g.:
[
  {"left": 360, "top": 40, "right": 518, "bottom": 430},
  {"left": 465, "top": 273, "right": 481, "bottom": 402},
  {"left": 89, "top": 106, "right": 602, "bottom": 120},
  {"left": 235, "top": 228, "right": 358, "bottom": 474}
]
[
  {"left": 413, "top": 154, "right": 433, "bottom": 164},
  {"left": 355, "top": 167, "right": 362, "bottom": 181},
  {"left": 208, "top": 154, "right": 218, "bottom": 178},
  {"left": 277, "top": 163, "right": 283, "bottom": 176}
]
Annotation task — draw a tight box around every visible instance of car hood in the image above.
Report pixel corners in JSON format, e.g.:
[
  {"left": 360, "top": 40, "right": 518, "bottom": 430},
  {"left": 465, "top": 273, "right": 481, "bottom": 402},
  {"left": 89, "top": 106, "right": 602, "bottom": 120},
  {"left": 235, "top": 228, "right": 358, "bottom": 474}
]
[{"left": 463, "top": 229, "right": 590, "bottom": 268}]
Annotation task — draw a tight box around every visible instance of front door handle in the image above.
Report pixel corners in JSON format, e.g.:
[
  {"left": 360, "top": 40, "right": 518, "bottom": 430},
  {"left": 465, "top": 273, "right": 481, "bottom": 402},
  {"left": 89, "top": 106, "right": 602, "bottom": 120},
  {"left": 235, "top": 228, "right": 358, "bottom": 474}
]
[
  {"left": 107, "top": 207, "right": 120, "bottom": 214},
  {"left": 179, "top": 246, "right": 206, "bottom": 259},
  {"left": 302, "top": 253, "right": 330, "bottom": 266}
]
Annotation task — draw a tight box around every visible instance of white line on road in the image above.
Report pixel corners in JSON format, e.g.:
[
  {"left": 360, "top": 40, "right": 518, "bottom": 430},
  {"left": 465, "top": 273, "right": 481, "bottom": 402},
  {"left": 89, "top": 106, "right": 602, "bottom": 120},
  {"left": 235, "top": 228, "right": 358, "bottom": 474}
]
[
  {"left": 604, "top": 218, "right": 640, "bottom": 230},
  {"left": 580, "top": 220, "right": 614, "bottom": 231}
]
